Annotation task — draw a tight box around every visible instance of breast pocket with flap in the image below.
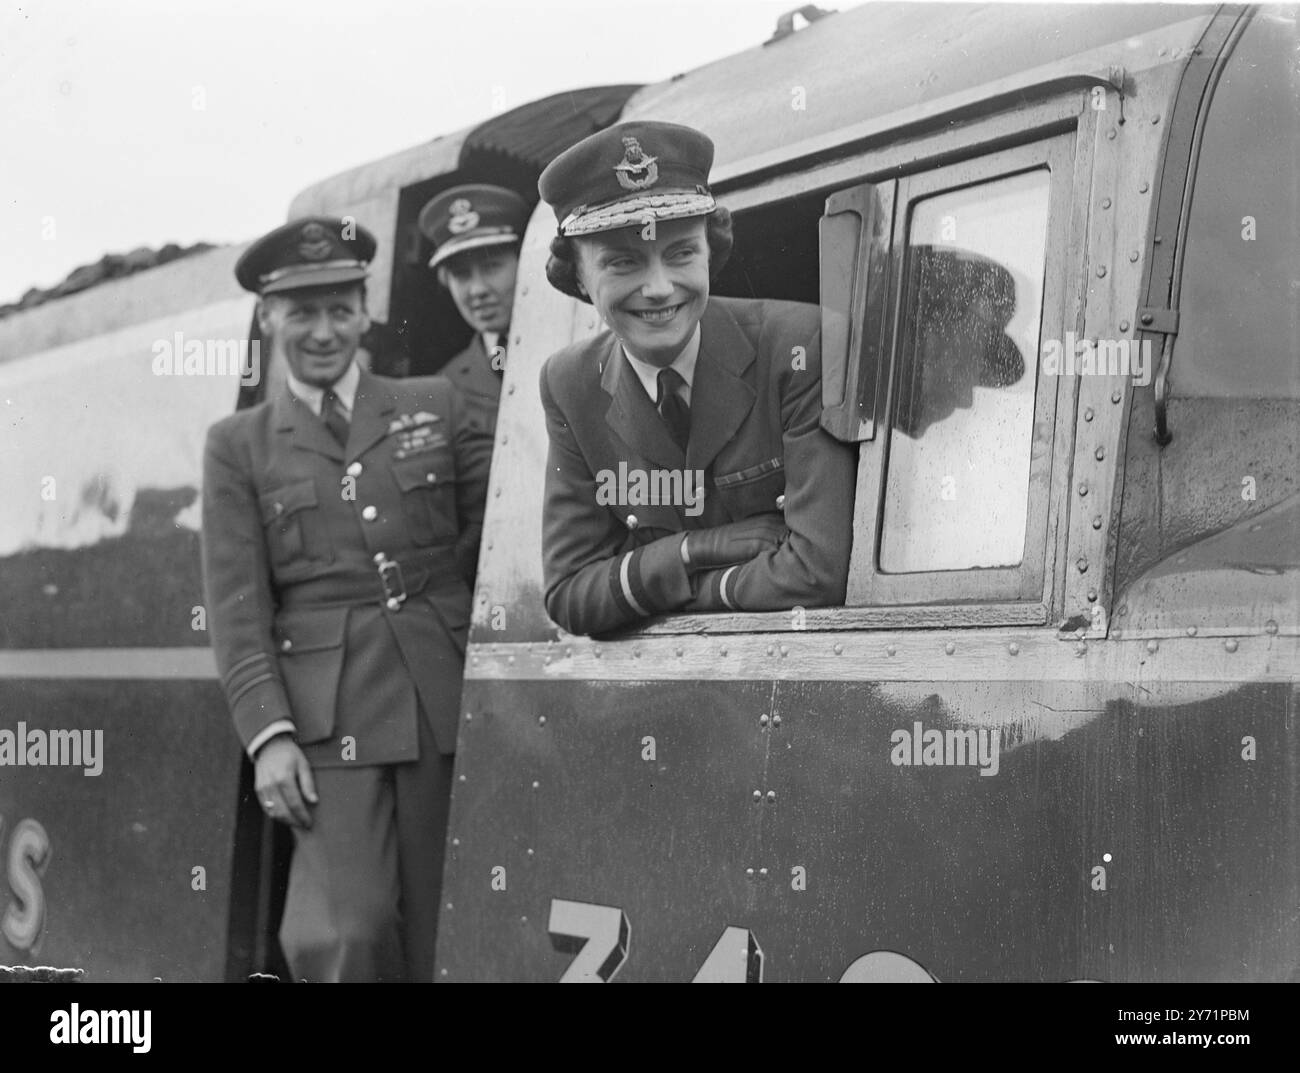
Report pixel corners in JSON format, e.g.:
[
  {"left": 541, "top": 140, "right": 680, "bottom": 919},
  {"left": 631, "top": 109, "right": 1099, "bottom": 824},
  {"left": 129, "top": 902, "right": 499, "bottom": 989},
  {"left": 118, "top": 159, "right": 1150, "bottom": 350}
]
[
  {"left": 259, "top": 479, "right": 331, "bottom": 568},
  {"left": 393, "top": 454, "right": 458, "bottom": 545}
]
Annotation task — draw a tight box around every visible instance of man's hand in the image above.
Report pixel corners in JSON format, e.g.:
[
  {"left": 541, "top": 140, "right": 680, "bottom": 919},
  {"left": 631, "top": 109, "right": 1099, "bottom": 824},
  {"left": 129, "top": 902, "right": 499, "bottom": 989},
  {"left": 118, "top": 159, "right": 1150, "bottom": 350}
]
[
  {"left": 682, "top": 514, "right": 788, "bottom": 572},
  {"left": 254, "top": 736, "right": 318, "bottom": 828}
]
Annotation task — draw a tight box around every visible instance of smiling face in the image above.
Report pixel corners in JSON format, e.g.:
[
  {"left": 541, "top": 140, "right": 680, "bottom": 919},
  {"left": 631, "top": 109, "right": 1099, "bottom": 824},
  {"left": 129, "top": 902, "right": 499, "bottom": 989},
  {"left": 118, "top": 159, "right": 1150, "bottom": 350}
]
[
  {"left": 573, "top": 215, "right": 710, "bottom": 367},
  {"left": 258, "top": 284, "right": 370, "bottom": 389},
  {"left": 439, "top": 246, "right": 519, "bottom": 335}
]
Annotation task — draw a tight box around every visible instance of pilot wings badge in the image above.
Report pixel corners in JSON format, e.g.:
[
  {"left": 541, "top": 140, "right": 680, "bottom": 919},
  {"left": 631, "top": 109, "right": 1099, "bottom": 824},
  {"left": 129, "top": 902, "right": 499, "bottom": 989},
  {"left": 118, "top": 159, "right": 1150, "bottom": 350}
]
[{"left": 613, "top": 137, "right": 659, "bottom": 191}]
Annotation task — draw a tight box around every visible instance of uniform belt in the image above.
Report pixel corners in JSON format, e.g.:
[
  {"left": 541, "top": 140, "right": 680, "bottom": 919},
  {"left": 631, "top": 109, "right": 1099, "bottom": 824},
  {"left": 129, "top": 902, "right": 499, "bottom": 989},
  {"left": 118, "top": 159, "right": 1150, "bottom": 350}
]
[{"left": 276, "top": 548, "right": 462, "bottom": 611}]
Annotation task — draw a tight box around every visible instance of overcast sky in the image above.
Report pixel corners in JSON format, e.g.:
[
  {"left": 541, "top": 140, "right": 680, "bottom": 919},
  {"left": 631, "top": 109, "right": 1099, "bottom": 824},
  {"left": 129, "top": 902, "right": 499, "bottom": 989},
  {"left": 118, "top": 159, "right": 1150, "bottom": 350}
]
[{"left": 0, "top": 0, "right": 833, "bottom": 305}]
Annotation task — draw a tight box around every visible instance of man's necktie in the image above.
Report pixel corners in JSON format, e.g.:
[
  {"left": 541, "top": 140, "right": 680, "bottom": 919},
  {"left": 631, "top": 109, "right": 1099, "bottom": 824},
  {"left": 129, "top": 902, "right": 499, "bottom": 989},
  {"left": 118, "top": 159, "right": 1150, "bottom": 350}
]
[
  {"left": 656, "top": 367, "right": 691, "bottom": 453},
  {"left": 321, "top": 388, "right": 350, "bottom": 447}
]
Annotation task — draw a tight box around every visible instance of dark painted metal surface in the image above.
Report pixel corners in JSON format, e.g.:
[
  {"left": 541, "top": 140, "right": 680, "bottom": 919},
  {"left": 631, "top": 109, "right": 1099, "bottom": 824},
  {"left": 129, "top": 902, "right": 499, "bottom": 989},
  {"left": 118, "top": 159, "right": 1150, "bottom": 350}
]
[
  {"left": 0, "top": 680, "right": 239, "bottom": 981},
  {"left": 437, "top": 677, "right": 1297, "bottom": 982}
]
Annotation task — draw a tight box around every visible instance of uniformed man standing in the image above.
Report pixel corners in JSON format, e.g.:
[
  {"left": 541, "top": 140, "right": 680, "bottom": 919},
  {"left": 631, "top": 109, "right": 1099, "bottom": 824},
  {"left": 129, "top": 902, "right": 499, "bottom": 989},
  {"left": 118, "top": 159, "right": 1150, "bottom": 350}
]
[
  {"left": 200, "top": 217, "right": 492, "bottom": 981},
  {"left": 418, "top": 184, "right": 531, "bottom": 439},
  {"left": 535, "top": 121, "right": 856, "bottom": 636}
]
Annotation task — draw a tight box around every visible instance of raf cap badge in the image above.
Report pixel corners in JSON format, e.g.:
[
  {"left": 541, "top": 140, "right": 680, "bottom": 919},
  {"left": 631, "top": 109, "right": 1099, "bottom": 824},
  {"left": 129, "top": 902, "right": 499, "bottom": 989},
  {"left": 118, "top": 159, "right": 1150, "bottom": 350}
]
[
  {"left": 447, "top": 198, "right": 480, "bottom": 235},
  {"left": 614, "top": 136, "right": 659, "bottom": 191},
  {"left": 297, "top": 222, "right": 335, "bottom": 262}
]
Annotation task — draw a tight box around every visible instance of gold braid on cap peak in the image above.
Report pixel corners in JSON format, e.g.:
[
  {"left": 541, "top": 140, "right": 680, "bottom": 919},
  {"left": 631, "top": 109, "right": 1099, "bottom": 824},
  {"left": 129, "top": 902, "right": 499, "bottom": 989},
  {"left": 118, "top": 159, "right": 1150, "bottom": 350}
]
[{"left": 560, "top": 190, "right": 717, "bottom": 237}]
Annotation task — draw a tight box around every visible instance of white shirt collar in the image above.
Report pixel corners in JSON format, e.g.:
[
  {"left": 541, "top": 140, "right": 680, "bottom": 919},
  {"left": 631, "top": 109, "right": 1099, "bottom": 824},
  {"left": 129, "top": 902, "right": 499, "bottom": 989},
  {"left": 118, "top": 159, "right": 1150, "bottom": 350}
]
[
  {"left": 482, "top": 331, "right": 501, "bottom": 356},
  {"left": 286, "top": 360, "right": 360, "bottom": 417},
  {"left": 621, "top": 323, "right": 701, "bottom": 406}
]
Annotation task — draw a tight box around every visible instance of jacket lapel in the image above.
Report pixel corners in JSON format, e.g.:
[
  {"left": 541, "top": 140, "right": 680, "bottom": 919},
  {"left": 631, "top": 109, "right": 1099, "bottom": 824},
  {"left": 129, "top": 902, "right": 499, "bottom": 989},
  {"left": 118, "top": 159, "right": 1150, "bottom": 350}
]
[
  {"left": 601, "top": 336, "right": 685, "bottom": 468},
  {"left": 461, "top": 336, "right": 504, "bottom": 402},
  {"left": 688, "top": 299, "right": 756, "bottom": 472},
  {"left": 347, "top": 368, "right": 399, "bottom": 460},
  {"left": 272, "top": 382, "right": 345, "bottom": 463}
]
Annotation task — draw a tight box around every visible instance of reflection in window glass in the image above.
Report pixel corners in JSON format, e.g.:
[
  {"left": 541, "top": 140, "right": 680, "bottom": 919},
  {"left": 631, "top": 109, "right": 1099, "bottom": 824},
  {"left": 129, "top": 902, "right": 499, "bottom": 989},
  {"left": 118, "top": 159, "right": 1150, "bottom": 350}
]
[{"left": 880, "top": 169, "right": 1048, "bottom": 573}]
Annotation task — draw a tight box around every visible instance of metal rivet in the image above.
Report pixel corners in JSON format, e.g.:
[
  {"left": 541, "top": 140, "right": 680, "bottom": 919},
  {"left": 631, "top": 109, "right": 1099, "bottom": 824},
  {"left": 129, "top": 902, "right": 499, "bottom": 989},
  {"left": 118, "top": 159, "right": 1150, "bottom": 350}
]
[
  {"left": 1097, "top": 266, "right": 1107, "bottom": 278},
  {"left": 526, "top": 848, "right": 534, "bottom": 857},
  {"left": 440, "top": 969, "right": 448, "bottom": 977},
  {"left": 1078, "top": 483, "right": 1088, "bottom": 496},
  {"left": 1117, "top": 605, "right": 1128, "bottom": 617},
  {"left": 772, "top": 715, "right": 782, "bottom": 727},
  {"left": 1008, "top": 642, "right": 1020, "bottom": 655},
  {"left": 752, "top": 790, "right": 762, "bottom": 802},
  {"left": 538, "top": 715, "right": 546, "bottom": 726},
  {"left": 1095, "top": 447, "right": 1105, "bottom": 461},
  {"left": 1153, "top": 235, "right": 1163, "bottom": 245},
  {"left": 719, "top": 646, "right": 728, "bottom": 657},
  {"left": 520, "top": 286, "right": 529, "bottom": 296},
  {"left": 944, "top": 642, "right": 955, "bottom": 655},
  {"left": 1084, "top": 407, "right": 1095, "bottom": 421},
  {"left": 494, "top": 487, "right": 501, "bottom": 497},
  {"left": 1129, "top": 251, "right": 1140, "bottom": 263},
  {"left": 759, "top": 867, "right": 769, "bottom": 878},
  {"left": 532, "top": 780, "right": 540, "bottom": 790},
  {"left": 760, "top": 714, "right": 769, "bottom": 726},
  {"left": 1092, "top": 515, "right": 1103, "bottom": 529},
  {"left": 1101, "top": 197, "right": 1112, "bottom": 209},
  {"left": 1120, "top": 320, "right": 1131, "bottom": 332},
  {"left": 1077, "top": 557, "right": 1089, "bottom": 573},
  {"left": 458, "top": 774, "right": 466, "bottom": 782},
  {"left": 500, "top": 434, "right": 508, "bottom": 444},
  {"left": 452, "top": 837, "right": 460, "bottom": 847},
  {"left": 632, "top": 649, "right": 640, "bottom": 659},
  {"left": 675, "top": 646, "right": 683, "bottom": 657},
  {"left": 465, "top": 712, "right": 472, "bottom": 721},
  {"left": 1185, "top": 626, "right": 1197, "bottom": 637},
  {"left": 833, "top": 643, "right": 843, "bottom": 654},
  {"left": 1107, "top": 128, "right": 1117, "bottom": 140},
  {"left": 1146, "top": 639, "right": 1159, "bottom": 653},
  {"left": 1150, "top": 115, "right": 1159, "bottom": 125},
  {"left": 779, "top": 644, "right": 789, "bottom": 657},
  {"left": 746, "top": 868, "right": 755, "bottom": 879},
  {"left": 1087, "top": 589, "right": 1098, "bottom": 602},
  {"left": 593, "top": 646, "right": 601, "bottom": 658},
  {"left": 1224, "top": 639, "right": 1238, "bottom": 652},
  {"left": 886, "top": 644, "right": 896, "bottom": 656},
  {"left": 1265, "top": 619, "right": 1279, "bottom": 635},
  {"left": 507, "top": 384, "right": 516, "bottom": 394},
  {"left": 1139, "top": 182, "right": 1150, "bottom": 194},
  {"left": 1140, "top": 312, "right": 1154, "bottom": 326},
  {"left": 766, "top": 791, "right": 776, "bottom": 803},
  {"left": 446, "top": 902, "right": 453, "bottom": 911},
  {"left": 766, "top": 644, "right": 774, "bottom": 656}
]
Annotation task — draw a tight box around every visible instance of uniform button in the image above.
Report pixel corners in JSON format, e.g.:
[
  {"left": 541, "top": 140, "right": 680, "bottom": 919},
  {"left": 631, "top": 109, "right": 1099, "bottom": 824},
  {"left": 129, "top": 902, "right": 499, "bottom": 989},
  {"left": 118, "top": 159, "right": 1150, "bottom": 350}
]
[
  {"left": 361, "top": 505, "right": 378, "bottom": 521},
  {"left": 273, "top": 502, "right": 285, "bottom": 517},
  {"left": 372, "top": 552, "right": 387, "bottom": 564},
  {"left": 280, "top": 639, "right": 292, "bottom": 652},
  {"left": 426, "top": 472, "right": 436, "bottom": 483},
  {"left": 385, "top": 597, "right": 402, "bottom": 612},
  {"left": 626, "top": 513, "right": 639, "bottom": 530},
  {"left": 346, "top": 461, "right": 362, "bottom": 477},
  {"left": 776, "top": 493, "right": 786, "bottom": 510}
]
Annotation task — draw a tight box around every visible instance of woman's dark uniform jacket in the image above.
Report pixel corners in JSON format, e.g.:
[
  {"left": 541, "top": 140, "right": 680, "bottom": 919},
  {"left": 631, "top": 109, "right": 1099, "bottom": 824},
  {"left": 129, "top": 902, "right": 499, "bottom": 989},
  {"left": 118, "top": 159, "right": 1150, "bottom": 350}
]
[
  {"left": 539, "top": 295, "right": 856, "bottom": 636},
  {"left": 201, "top": 368, "right": 491, "bottom": 766}
]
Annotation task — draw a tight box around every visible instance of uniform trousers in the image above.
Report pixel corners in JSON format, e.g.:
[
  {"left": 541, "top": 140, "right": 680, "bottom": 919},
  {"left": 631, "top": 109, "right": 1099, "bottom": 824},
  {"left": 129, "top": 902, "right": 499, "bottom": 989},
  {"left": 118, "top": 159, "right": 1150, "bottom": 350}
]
[{"left": 278, "top": 709, "right": 454, "bottom": 982}]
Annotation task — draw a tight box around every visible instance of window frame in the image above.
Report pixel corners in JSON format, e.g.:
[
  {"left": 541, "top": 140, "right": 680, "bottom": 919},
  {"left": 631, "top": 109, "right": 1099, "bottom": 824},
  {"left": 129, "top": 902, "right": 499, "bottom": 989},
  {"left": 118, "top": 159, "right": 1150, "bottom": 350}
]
[{"left": 845, "top": 135, "right": 1077, "bottom": 618}]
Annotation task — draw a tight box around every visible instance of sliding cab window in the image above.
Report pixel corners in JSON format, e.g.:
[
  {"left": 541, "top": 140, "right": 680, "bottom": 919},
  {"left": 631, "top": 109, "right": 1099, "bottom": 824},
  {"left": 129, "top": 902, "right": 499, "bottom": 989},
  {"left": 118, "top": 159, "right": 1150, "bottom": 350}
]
[{"left": 821, "top": 134, "right": 1078, "bottom": 623}]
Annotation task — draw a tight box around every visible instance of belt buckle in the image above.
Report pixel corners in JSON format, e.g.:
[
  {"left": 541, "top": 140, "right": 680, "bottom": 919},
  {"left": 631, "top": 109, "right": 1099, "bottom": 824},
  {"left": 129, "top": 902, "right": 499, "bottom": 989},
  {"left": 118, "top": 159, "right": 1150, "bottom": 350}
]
[{"left": 376, "top": 556, "right": 407, "bottom": 611}]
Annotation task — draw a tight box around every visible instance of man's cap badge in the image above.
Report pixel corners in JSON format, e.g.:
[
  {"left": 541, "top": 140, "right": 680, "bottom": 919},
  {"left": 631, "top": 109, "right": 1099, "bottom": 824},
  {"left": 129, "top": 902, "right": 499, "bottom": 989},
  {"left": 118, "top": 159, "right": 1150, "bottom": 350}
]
[{"left": 447, "top": 198, "right": 481, "bottom": 235}]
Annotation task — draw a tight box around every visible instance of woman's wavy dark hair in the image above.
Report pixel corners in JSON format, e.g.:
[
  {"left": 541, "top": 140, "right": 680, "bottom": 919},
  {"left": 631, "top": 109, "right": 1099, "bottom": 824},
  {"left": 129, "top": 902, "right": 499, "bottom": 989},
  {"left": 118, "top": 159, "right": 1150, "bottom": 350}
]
[{"left": 544, "top": 206, "right": 734, "bottom": 303}]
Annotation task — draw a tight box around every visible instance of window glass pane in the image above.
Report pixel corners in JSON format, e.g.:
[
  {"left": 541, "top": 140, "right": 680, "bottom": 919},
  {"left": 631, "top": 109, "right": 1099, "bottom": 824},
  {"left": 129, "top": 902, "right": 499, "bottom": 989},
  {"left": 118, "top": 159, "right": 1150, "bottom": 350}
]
[
  {"left": 1176, "top": 11, "right": 1300, "bottom": 398},
  {"left": 880, "top": 169, "right": 1048, "bottom": 573}
]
